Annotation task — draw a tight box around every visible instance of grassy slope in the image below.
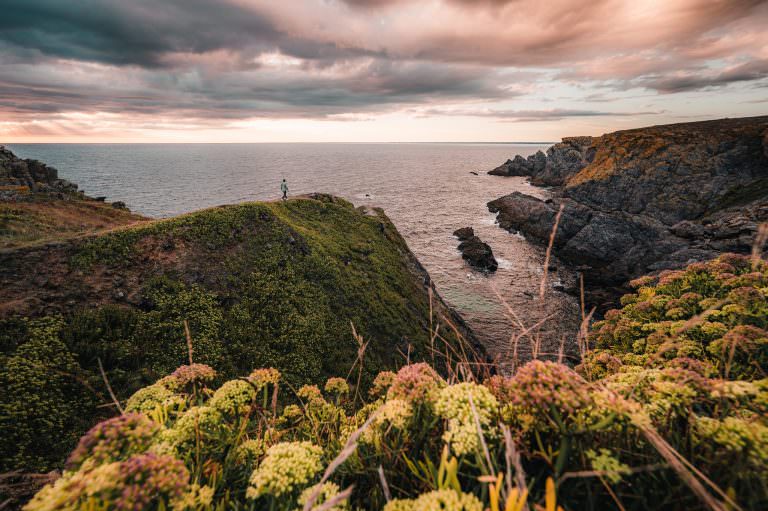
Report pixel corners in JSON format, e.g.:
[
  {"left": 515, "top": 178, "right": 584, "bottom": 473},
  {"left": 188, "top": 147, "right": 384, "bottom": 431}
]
[
  {"left": 0, "top": 198, "right": 147, "bottom": 249},
  {"left": 0, "top": 194, "right": 475, "bottom": 473}
]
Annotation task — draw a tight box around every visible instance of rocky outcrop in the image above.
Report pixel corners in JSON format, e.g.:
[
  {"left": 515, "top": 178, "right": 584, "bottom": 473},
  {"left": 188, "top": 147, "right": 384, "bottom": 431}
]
[
  {"left": 0, "top": 146, "right": 79, "bottom": 195},
  {"left": 453, "top": 227, "right": 498, "bottom": 272},
  {"left": 488, "top": 116, "right": 768, "bottom": 309},
  {"left": 488, "top": 136, "right": 595, "bottom": 186}
]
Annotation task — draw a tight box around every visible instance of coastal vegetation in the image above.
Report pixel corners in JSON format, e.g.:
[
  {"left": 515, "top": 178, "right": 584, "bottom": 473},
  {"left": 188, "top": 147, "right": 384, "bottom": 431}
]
[
  {"left": 16, "top": 252, "right": 768, "bottom": 511},
  {"left": 0, "top": 194, "right": 472, "bottom": 477}
]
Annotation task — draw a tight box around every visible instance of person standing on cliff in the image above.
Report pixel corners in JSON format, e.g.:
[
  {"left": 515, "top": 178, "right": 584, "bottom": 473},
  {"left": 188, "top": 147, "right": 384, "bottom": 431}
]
[{"left": 280, "top": 178, "right": 288, "bottom": 201}]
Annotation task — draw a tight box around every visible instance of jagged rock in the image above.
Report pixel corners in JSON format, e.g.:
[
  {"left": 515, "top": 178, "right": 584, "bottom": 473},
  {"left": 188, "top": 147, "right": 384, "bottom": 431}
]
[
  {"left": 488, "top": 116, "right": 768, "bottom": 310},
  {"left": 453, "top": 226, "right": 474, "bottom": 240},
  {"left": 453, "top": 228, "right": 497, "bottom": 272},
  {"left": 488, "top": 137, "right": 595, "bottom": 186}
]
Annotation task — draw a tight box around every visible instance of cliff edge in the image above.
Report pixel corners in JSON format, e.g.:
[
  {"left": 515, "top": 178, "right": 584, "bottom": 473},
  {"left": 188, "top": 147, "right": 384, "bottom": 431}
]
[{"left": 488, "top": 116, "right": 768, "bottom": 309}]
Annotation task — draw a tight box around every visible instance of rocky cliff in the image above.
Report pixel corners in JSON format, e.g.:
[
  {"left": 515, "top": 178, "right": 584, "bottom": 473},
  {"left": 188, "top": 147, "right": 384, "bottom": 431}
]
[
  {"left": 1, "top": 147, "right": 144, "bottom": 249},
  {"left": 488, "top": 116, "right": 768, "bottom": 309},
  {"left": 0, "top": 145, "right": 79, "bottom": 195}
]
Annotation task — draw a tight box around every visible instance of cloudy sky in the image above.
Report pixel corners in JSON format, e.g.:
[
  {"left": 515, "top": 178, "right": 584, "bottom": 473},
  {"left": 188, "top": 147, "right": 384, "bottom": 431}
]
[{"left": 1, "top": 0, "right": 767, "bottom": 142}]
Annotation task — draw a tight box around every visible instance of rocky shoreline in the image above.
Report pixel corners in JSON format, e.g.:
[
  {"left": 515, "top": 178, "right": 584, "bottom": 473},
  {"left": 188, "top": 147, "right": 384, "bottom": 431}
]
[{"left": 487, "top": 116, "right": 768, "bottom": 310}]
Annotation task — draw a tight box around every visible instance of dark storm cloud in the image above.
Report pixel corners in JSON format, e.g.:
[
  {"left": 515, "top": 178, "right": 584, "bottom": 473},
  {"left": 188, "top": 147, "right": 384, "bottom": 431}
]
[
  {"left": 420, "top": 107, "right": 662, "bottom": 122},
  {"left": 0, "top": 0, "right": 767, "bottom": 128},
  {"left": 0, "top": 57, "right": 511, "bottom": 119},
  {"left": 637, "top": 59, "right": 768, "bottom": 93}
]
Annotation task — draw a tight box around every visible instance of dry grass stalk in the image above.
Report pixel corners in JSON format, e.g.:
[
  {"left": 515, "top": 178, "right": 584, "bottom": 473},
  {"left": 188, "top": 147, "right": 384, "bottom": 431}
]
[
  {"left": 302, "top": 409, "right": 381, "bottom": 511},
  {"left": 97, "top": 357, "right": 123, "bottom": 414},
  {"left": 751, "top": 222, "right": 768, "bottom": 263},
  {"left": 539, "top": 204, "right": 565, "bottom": 300},
  {"left": 183, "top": 319, "right": 194, "bottom": 365},
  {"left": 467, "top": 393, "right": 495, "bottom": 480},
  {"left": 377, "top": 465, "right": 392, "bottom": 502},
  {"left": 312, "top": 485, "right": 354, "bottom": 511},
  {"left": 502, "top": 425, "right": 530, "bottom": 511},
  {"left": 347, "top": 322, "right": 370, "bottom": 407}
]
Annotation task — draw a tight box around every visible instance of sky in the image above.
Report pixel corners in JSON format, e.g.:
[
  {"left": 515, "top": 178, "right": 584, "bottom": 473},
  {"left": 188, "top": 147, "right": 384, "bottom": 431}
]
[{"left": 1, "top": 0, "right": 767, "bottom": 143}]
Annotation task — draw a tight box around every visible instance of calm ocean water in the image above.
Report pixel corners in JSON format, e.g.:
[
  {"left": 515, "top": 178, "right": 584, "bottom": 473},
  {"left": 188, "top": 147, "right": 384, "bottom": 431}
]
[{"left": 8, "top": 143, "right": 580, "bottom": 365}]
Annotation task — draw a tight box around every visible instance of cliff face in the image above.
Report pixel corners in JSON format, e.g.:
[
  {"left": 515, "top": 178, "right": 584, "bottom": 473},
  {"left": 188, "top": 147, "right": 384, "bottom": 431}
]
[
  {"left": 0, "top": 145, "right": 78, "bottom": 194},
  {"left": 488, "top": 116, "right": 768, "bottom": 308}
]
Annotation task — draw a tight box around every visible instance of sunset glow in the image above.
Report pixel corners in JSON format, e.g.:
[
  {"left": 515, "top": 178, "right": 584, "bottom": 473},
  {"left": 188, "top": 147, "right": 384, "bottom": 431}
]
[{"left": 1, "top": 0, "right": 766, "bottom": 142}]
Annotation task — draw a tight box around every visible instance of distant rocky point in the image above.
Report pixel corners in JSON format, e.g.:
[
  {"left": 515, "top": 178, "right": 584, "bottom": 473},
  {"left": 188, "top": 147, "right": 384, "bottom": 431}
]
[
  {"left": 487, "top": 115, "right": 768, "bottom": 309},
  {"left": 453, "top": 226, "right": 498, "bottom": 272}
]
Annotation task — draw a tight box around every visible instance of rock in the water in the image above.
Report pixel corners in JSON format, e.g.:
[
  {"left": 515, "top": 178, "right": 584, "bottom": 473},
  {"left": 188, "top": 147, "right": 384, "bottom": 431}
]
[
  {"left": 453, "top": 226, "right": 474, "bottom": 241},
  {"left": 453, "top": 228, "right": 498, "bottom": 272},
  {"left": 488, "top": 116, "right": 768, "bottom": 310}
]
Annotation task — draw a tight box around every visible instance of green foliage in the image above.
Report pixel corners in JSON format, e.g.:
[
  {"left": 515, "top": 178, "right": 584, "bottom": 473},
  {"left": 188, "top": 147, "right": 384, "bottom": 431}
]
[
  {"left": 3, "top": 197, "right": 463, "bottom": 477},
  {"left": 24, "top": 254, "right": 768, "bottom": 511},
  {"left": 588, "top": 253, "right": 768, "bottom": 379},
  {"left": 0, "top": 318, "right": 96, "bottom": 472}
]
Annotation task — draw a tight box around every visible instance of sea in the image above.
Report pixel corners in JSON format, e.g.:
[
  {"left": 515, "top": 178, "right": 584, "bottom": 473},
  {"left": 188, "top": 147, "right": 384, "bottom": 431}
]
[{"left": 8, "top": 143, "right": 581, "bottom": 366}]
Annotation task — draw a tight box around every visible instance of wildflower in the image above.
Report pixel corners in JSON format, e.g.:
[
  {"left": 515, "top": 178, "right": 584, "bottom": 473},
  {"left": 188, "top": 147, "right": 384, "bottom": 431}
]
[
  {"left": 24, "top": 462, "right": 121, "bottom": 511},
  {"left": 234, "top": 439, "right": 266, "bottom": 467},
  {"left": 370, "top": 370, "right": 396, "bottom": 397},
  {"left": 383, "top": 489, "right": 483, "bottom": 511},
  {"left": 209, "top": 379, "right": 257, "bottom": 415},
  {"left": 249, "top": 367, "right": 281, "bottom": 386},
  {"left": 325, "top": 377, "right": 350, "bottom": 396},
  {"left": 694, "top": 416, "right": 768, "bottom": 470},
  {"left": 505, "top": 360, "right": 588, "bottom": 415},
  {"left": 171, "top": 364, "right": 217, "bottom": 388},
  {"left": 297, "top": 384, "right": 324, "bottom": 402},
  {"left": 360, "top": 399, "right": 413, "bottom": 444},
  {"left": 586, "top": 448, "right": 630, "bottom": 484},
  {"left": 165, "top": 406, "right": 224, "bottom": 455},
  {"left": 387, "top": 363, "right": 444, "bottom": 403},
  {"left": 116, "top": 453, "right": 190, "bottom": 510},
  {"left": 281, "top": 404, "right": 304, "bottom": 421},
  {"left": 246, "top": 441, "right": 323, "bottom": 499},
  {"left": 66, "top": 413, "right": 161, "bottom": 470},
  {"left": 172, "top": 483, "right": 215, "bottom": 510},
  {"left": 297, "top": 482, "right": 348, "bottom": 511},
  {"left": 434, "top": 382, "right": 498, "bottom": 456},
  {"left": 125, "top": 384, "right": 180, "bottom": 414}
]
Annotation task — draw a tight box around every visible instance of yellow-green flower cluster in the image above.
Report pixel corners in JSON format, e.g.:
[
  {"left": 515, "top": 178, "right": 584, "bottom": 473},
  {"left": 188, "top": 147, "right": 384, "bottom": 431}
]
[
  {"left": 172, "top": 483, "right": 215, "bottom": 510},
  {"left": 125, "top": 384, "right": 178, "bottom": 414},
  {"left": 234, "top": 438, "right": 266, "bottom": 467},
  {"left": 370, "top": 370, "right": 396, "bottom": 397},
  {"left": 163, "top": 406, "right": 224, "bottom": 455},
  {"left": 325, "top": 377, "right": 350, "bottom": 396},
  {"left": 246, "top": 441, "right": 323, "bottom": 499},
  {"left": 383, "top": 489, "right": 483, "bottom": 511},
  {"left": 586, "top": 448, "right": 631, "bottom": 484},
  {"left": 360, "top": 398, "right": 413, "bottom": 444},
  {"left": 434, "top": 382, "right": 498, "bottom": 456},
  {"left": 209, "top": 379, "right": 257, "bottom": 415},
  {"left": 249, "top": 367, "right": 281, "bottom": 386},
  {"left": 694, "top": 416, "right": 768, "bottom": 470}
]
